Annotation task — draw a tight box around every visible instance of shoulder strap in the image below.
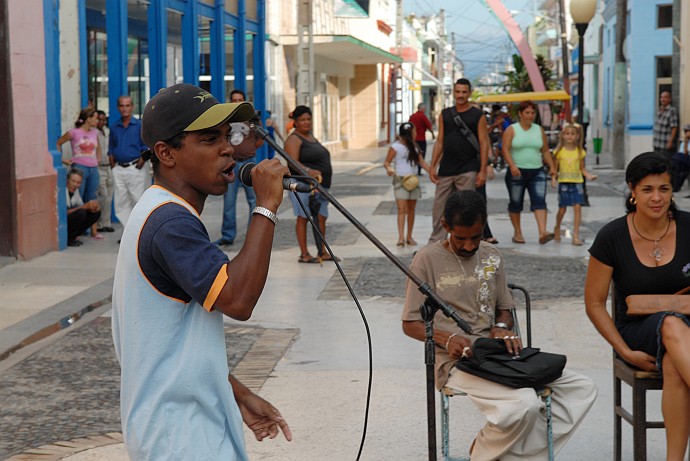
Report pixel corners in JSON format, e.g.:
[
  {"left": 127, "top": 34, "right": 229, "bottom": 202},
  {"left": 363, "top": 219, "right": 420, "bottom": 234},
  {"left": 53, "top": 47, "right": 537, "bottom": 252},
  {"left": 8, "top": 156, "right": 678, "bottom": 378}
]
[{"left": 452, "top": 108, "right": 481, "bottom": 154}]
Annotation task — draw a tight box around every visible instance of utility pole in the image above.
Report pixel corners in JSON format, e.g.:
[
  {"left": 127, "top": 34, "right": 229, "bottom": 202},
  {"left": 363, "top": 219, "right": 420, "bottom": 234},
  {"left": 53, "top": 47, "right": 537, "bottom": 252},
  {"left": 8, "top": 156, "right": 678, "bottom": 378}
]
[
  {"left": 390, "top": 0, "right": 403, "bottom": 142},
  {"left": 296, "top": 0, "right": 313, "bottom": 108},
  {"left": 557, "top": 0, "right": 572, "bottom": 122},
  {"left": 612, "top": 0, "right": 627, "bottom": 169},
  {"left": 671, "top": 0, "right": 680, "bottom": 109}
]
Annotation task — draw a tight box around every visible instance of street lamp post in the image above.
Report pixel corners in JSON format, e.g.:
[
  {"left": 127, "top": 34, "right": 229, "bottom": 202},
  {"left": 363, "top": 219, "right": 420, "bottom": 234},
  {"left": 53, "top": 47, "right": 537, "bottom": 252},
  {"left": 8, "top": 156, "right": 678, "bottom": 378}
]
[{"left": 570, "top": 0, "right": 596, "bottom": 205}]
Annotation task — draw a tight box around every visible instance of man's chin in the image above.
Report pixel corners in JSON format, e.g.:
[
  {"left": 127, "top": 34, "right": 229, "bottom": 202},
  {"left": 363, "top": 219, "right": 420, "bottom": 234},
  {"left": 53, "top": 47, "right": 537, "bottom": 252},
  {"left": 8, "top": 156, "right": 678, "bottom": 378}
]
[{"left": 458, "top": 250, "right": 478, "bottom": 258}]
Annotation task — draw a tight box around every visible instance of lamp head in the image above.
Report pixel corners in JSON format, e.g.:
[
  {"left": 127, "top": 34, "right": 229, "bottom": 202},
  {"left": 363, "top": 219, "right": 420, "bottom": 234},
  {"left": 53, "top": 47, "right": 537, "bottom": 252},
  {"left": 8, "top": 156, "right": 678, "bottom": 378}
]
[{"left": 570, "top": 0, "right": 597, "bottom": 24}]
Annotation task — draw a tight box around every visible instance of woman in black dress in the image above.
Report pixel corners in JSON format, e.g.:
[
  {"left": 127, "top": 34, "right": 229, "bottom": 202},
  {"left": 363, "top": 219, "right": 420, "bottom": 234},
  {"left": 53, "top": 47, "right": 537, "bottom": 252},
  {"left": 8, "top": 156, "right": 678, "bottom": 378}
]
[{"left": 585, "top": 152, "right": 690, "bottom": 460}]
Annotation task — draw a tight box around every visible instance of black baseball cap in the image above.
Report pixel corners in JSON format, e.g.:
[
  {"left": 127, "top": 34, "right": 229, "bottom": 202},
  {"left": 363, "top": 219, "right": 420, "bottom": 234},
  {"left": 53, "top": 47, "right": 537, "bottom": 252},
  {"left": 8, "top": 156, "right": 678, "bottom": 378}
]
[{"left": 141, "top": 83, "right": 255, "bottom": 149}]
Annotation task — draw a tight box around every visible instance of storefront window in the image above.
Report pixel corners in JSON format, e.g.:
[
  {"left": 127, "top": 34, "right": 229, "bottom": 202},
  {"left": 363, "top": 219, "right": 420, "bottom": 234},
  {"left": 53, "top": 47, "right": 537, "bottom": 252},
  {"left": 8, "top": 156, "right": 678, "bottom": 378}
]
[
  {"left": 126, "top": 36, "right": 149, "bottom": 117},
  {"left": 245, "top": 34, "right": 254, "bottom": 101},
  {"left": 166, "top": 9, "right": 184, "bottom": 87},
  {"left": 87, "top": 30, "right": 109, "bottom": 113},
  {"left": 224, "top": 25, "right": 236, "bottom": 101},
  {"left": 199, "top": 16, "right": 212, "bottom": 92}
]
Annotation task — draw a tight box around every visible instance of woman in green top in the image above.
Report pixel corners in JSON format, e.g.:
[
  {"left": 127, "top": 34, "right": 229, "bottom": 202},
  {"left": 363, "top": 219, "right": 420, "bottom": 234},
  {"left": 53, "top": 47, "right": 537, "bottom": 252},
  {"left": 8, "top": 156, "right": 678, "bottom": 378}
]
[{"left": 502, "top": 101, "right": 557, "bottom": 244}]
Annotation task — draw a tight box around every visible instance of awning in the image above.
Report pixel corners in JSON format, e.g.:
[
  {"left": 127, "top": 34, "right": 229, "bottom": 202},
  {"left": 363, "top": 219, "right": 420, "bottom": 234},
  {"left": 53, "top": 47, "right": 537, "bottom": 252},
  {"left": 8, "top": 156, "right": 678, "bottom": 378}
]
[
  {"left": 475, "top": 90, "right": 570, "bottom": 103},
  {"left": 415, "top": 66, "right": 444, "bottom": 88},
  {"left": 282, "top": 35, "right": 402, "bottom": 65}
]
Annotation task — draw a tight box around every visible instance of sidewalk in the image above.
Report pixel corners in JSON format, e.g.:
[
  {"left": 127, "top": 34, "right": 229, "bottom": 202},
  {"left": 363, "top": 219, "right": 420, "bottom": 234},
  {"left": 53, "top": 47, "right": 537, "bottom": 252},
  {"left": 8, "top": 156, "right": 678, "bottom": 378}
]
[{"left": 0, "top": 144, "right": 674, "bottom": 460}]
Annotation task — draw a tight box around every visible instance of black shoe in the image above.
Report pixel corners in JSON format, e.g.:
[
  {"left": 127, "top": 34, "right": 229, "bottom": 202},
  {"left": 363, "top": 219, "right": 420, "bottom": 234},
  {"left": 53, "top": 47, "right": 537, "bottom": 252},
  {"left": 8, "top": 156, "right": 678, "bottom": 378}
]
[
  {"left": 214, "top": 239, "right": 234, "bottom": 246},
  {"left": 68, "top": 240, "right": 83, "bottom": 247},
  {"left": 97, "top": 226, "right": 116, "bottom": 233}
]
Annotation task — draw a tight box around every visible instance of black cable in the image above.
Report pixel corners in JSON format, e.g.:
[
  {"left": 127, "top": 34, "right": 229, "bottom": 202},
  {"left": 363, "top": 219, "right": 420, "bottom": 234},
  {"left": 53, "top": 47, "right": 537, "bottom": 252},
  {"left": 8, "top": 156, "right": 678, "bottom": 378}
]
[{"left": 291, "top": 191, "right": 373, "bottom": 461}]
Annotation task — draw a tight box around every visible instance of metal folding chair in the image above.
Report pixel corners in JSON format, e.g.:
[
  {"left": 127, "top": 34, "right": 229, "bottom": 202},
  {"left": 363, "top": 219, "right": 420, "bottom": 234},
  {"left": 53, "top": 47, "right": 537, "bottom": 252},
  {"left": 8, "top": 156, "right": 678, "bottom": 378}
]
[{"left": 440, "top": 284, "right": 554, "bottom": 461}]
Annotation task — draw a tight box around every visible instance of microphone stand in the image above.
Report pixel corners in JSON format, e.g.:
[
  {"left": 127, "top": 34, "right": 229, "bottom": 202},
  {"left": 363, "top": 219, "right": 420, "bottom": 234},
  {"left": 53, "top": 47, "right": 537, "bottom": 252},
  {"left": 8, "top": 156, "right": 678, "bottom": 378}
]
[{"left": 253, "top": 122, "right": 471, "bottom": 461}]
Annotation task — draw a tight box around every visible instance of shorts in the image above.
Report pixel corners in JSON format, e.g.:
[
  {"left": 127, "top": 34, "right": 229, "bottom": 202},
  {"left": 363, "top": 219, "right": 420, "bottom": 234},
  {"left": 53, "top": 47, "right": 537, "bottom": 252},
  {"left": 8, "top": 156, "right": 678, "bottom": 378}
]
[
  {"left": 557, "top": 183, "right": 584, "bottom": 207},
  {"left": 392, "top": 175, "right": 421, "bottom": 200},
  {"left": 289, "top": 189, "right": 330, "bottom": 219},
  {"left": 505, "top": 167, "right": 547, "bottom": 212}
]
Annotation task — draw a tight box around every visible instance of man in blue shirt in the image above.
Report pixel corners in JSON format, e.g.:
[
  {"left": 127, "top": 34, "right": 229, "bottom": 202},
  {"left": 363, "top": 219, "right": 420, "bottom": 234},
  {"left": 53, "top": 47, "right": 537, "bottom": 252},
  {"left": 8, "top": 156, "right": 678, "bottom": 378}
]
[{"left": 108, "top": 95, "right": 149, "bottom": 226}]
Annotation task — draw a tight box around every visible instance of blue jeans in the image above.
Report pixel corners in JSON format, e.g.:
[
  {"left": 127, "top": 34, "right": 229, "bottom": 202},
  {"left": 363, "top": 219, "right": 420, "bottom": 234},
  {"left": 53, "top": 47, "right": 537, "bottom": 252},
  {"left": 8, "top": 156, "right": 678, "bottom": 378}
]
[
  {"left": 505, "top": 167, "right": 547, "bottom": 212},
  {"left": 72, "top": 164, "right": 99, "bottom": 202},
  {"left": 220, "top": 157, "right": 257, "bottom": 242}
]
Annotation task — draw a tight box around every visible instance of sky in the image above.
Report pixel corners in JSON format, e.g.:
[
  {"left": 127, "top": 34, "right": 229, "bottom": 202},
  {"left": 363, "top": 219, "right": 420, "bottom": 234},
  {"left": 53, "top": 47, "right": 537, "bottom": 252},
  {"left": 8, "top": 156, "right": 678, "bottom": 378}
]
[{"left": 404, "top": 0, "right": 539, "bottom": 82}]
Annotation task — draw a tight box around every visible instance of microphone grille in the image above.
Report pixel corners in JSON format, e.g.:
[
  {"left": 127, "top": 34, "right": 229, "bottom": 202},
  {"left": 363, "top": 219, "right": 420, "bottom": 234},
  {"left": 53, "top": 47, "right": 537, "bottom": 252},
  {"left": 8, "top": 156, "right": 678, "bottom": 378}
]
[{"left": 238, "top": 161, "right": 256, "bottom": 187}]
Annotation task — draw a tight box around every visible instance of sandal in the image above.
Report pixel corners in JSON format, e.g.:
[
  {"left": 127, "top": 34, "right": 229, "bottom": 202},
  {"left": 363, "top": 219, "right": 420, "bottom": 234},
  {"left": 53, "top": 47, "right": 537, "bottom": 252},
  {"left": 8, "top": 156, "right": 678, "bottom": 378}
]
[
  {"left": 484, "top": 237, "right": 499, "bottom": 245},
  {"left": 320, "top": 254, "right": 341, "bottom": 262},
  {"left": 511, "top": 236, "right": 525, "bottom": 244},
  {"left": 572, "top": 237, "right": 584, "bottom": 246},
  {"left": 539, "top": 232, "right": 555, "bottom": 244},
  {"left": 396, "top": 241, "right": 405, "bottom": 247},
  {"left": 406, "top": 238, "right": 418, "bottom": 246},
  {"left": 298, "top": 254, "right": 320, "bottom": 264}
]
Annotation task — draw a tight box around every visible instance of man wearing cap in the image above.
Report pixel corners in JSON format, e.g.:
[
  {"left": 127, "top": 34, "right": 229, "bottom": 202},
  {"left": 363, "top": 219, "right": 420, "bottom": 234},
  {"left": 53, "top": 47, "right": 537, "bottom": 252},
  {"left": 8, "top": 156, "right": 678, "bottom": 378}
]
[
  {"left": 652, "top": 91, "right": 679, "bottom": 160},
  {"left": 108, "top": 95, "right": 150, "bottom": 227},
  {"left": 111, "top": 83, "right": 292, "bottom": 460},
  {"left": 671, "top": 124, "right": 690, "bottom": 192}
]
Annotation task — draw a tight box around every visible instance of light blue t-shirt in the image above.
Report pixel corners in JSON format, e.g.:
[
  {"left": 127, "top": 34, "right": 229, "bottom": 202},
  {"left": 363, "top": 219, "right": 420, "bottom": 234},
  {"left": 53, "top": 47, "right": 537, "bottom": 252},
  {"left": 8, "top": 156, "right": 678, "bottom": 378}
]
[
  {"left": 510, "top": 123, "right": 545, "bottom": 169},
  {"left": 112, "top": 186, "right": 248, "bottom": 461}
]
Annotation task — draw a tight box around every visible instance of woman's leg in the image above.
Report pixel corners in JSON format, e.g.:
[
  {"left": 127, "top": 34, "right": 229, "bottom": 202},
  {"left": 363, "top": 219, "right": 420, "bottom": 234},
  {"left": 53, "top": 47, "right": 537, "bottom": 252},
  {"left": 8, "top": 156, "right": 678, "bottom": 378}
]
[
  {"left": 406, "top": 200, "right": 417, "bottom": 244},
  {"left": 505, "top": 169, "right": 526, "bottom": 242},
  {"left": 534, "top": 209, "right": 548, "bottom": 237},
  {"left": 318, "top": 214, "right": 328, "bottom": 256},
  {"left": 660, "top": 316, "right": 690, "bottom": 460},
  {"left": 526, "top": 169, "right": 550, "bottom": 241},
  {"left": 296, "top": 216, "right": 310, "bottom": 258},
  {"left": 554, "top": 207, "right": 566, "bottom": 241},
  {"left": 509, "top": 212, "right": 523, "bottom": 241},
  {"left": 396, "top": 198, "right": 406, "bottom": 245},
  {"left": 572, "top": 204, "right": 583, "bottom": 244}
]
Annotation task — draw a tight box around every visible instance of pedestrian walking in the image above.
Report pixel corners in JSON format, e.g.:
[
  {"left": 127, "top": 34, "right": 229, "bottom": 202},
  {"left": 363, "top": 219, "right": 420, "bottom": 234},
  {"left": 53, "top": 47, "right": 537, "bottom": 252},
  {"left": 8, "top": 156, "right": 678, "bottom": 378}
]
[
  {"left": 428, "top": 78, "right": 489, "bottom": 244},
  {"left": 95, "top": 110, "right": 115, "bottom": 233},
  {"left": 652, "top": 91, "right": 679, "bottom": 160},
  {"left": 551, "top": 123, "right": 597, "bottom": 246},
  {"left": 383, "top": 122, "right": 429, "bottom": 247},
  {"left": 501, "top": 100, "right": 557, "bottom": 244},
  {"left": 409, "top": 102, "right": 435, "bottom": 175}
]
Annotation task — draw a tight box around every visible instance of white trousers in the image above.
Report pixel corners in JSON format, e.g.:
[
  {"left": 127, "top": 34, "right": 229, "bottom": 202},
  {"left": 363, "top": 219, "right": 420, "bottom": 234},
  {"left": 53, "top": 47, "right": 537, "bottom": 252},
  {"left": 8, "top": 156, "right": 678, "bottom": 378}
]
[
  {"left": 446, "top": 368, "right": 597, "bottom": 461},
  {"left": 112, "top": 165, "right": 148, "bottom": 227},
  {"left": 97, "top": 165, "right": 114, "bottom": 228}
]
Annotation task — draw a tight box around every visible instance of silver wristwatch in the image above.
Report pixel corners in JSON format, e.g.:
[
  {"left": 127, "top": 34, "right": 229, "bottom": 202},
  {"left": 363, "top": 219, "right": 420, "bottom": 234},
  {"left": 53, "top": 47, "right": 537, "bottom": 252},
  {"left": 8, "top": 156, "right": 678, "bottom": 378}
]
[{"left": 493, "top": 322, "right": 509, "bottom": 329}]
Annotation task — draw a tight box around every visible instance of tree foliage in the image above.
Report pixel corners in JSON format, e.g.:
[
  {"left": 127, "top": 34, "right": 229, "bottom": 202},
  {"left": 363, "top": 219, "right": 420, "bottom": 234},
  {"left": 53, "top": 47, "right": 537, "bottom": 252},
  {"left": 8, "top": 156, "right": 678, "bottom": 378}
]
[{"left": 501, "top": 54, "right": 558, "bottom": 93}]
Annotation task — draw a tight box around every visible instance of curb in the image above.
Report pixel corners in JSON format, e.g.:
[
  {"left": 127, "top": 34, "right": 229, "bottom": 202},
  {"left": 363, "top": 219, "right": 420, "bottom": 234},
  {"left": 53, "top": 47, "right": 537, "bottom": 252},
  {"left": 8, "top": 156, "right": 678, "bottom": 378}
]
[{"left": 0, "top": 278, "right": 114, "bottom": 362}]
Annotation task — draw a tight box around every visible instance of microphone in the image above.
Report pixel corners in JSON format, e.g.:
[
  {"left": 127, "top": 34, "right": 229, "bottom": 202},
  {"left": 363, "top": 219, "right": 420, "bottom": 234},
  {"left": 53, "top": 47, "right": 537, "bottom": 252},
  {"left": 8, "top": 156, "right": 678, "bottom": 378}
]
[{"left": 238, "top": 162, "right": 316, "bottom": 193}]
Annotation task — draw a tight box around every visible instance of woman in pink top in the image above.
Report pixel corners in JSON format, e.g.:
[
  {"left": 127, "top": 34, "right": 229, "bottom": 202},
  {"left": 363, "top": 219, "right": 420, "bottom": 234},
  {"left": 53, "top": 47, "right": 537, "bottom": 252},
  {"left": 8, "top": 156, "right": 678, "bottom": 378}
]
[{"left": 57, "top": 107, "right": 104, "bottom": 240}]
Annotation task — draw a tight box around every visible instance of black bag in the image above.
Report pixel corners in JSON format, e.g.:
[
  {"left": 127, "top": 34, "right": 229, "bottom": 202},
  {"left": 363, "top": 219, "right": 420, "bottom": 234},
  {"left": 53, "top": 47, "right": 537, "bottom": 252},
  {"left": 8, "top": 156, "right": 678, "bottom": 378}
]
[{"left": 455, "top": 338, "right": 567, "bottom": 389}]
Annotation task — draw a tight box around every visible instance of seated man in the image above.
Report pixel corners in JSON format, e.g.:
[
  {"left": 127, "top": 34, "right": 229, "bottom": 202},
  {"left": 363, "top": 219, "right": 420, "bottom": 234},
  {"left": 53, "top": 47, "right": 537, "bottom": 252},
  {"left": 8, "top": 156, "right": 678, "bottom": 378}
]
[
  {"left": 402, "top": 190, "right": 596, "bottom": 460},
  {"left": 66, "top": 168, "right": 101, "bottom": 246}
]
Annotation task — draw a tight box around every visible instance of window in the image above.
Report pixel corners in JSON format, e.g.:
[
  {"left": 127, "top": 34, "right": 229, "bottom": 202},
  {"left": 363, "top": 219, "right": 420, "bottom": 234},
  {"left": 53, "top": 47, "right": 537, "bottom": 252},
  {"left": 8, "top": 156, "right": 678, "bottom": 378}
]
[
  {"left": 224, "top": 25, "right": 235, "bottom": 101},
  {"left": 199, "top": 16, "right": 212, "bottom": 92},
  {"left": 166, "top": 10, "right": 183, "bottom": 87},
  {"left": 657, "top": 5, "right": 672, "bottom": 29},
  {"left": 87, "top": 30, "right": 109, "bottom": 113},
  {"left": 656, "top": 56, "right": 672, "bottom": 108}
]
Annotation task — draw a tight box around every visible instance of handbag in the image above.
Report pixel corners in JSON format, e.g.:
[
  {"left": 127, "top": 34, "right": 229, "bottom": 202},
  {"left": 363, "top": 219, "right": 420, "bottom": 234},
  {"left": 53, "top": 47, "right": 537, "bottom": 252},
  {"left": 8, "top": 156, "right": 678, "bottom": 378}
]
[
  {"left": 625, "top": 285, "right": 690, "bottom": 315},
  {"left": 401, "top": 174, "right": 419, "bottom": 191},
  {"left": 455, "top": 338, "right": 567, "bottom": 389}
]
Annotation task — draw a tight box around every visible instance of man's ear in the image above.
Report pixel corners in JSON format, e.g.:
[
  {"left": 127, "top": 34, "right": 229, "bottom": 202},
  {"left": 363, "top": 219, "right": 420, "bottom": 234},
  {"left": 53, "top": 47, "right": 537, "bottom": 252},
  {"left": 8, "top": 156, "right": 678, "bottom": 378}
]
[
  {"left": 154, "top": 141, "right": 176, "bottom": 168},
  {"left": 441, "top": 217, "right": 451, "bottom": 233}
]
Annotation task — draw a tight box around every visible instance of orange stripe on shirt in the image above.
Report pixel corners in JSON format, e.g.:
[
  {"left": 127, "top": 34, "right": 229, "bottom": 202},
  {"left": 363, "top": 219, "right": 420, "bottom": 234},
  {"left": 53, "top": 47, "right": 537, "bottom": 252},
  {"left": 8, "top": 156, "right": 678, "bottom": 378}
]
[{"left": 203, "top": 263, "right": 228, "bottom": 311}]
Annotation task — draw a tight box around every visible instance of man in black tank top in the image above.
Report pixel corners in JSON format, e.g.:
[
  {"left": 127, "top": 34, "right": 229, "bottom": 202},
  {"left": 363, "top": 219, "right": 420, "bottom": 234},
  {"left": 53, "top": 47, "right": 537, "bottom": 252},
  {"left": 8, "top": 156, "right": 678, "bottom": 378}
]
[{"left": 428, "top": 78, "right": 490, "bottom": 243}]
